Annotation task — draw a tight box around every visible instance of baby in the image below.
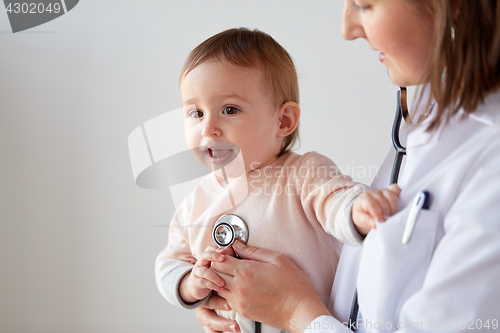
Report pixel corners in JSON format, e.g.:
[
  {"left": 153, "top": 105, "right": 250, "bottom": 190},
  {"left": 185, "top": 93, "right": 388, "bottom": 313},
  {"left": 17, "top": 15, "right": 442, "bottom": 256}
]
[{"left": 155, "top": 28, "right": 399, "bottom": 333}]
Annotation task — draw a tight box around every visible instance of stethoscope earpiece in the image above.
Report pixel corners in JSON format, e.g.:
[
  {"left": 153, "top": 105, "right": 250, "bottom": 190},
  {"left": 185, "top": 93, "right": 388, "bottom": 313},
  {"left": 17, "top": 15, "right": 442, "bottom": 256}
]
[{"left": 212, "top": 214, "right": 249, "bottom": 248}]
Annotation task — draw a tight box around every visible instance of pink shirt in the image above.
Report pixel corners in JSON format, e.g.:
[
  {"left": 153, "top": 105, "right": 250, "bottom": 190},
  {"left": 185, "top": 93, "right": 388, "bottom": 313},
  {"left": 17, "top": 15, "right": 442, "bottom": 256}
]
[{"left": 156, "top": 151, "right": 365, "bottom": 332}]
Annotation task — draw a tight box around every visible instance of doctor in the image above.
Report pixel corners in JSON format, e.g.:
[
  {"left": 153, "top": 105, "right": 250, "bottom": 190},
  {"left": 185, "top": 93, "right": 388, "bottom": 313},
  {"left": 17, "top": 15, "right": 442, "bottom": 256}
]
[{"left": 196, "top": 0, "right": 500, "bottom": 332}]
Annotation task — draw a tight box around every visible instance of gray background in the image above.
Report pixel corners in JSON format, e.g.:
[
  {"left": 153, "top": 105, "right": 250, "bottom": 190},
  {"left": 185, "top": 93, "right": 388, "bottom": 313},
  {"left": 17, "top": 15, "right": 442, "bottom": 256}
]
[{"left": 0, "top": 1, "right": 399, "bottom": 332}]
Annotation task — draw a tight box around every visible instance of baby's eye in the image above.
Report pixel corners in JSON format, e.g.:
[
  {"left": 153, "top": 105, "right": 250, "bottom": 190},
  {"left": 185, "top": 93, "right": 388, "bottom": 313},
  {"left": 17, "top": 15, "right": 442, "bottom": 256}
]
[
  {"left": 223, "top": 106, "right": 240, "bottom": 115},
  {"left": 188, "top": 109, "right": 204, "bottom": 119},
  {"left": 352, "top": 1, "right": 370, "bottom": 11}
]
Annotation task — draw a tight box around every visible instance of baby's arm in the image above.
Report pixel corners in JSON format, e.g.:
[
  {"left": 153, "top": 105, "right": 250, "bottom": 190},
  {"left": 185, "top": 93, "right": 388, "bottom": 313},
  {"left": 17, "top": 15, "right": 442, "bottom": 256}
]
[
  {"left": 296, "top": 152, "right": 368, "bottom": 245},
  {"left": 352, "top": 183, "right": 401, "bottom": 236},
  {"left": 155, "top": 203, "right": 223, "bottom": 309}
]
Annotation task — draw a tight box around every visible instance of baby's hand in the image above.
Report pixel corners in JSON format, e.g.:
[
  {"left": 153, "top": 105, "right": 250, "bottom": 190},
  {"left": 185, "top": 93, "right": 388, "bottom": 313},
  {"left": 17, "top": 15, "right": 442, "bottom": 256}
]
[
  {"left": 215, "top": 245, "right": 236, "bottom": 257},
  {"left": 352, "top": 184, "right": 401, "bottom": 236},
  {"left": 185, "top": 248, "right": 226, "bottom": 301}
]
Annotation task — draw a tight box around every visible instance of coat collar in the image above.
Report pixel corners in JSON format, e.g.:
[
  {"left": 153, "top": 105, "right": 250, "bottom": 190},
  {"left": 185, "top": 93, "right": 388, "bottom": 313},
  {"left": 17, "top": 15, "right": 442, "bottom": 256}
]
[{"left": 406, "top": 87, "right": 500, "bottom": 149}]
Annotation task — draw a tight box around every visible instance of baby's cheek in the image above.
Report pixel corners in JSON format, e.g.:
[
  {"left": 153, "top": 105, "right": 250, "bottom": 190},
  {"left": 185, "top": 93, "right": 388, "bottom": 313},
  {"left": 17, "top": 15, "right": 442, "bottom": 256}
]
[{"left": 185, "top": 132, "right": 203, "bottom": 149}]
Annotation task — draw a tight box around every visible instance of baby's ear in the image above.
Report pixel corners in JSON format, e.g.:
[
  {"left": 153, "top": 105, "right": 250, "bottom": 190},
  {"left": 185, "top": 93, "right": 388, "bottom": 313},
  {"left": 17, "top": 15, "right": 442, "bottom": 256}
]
[{"left": 277, "top": 101, "right": 300, "bottom": 138}]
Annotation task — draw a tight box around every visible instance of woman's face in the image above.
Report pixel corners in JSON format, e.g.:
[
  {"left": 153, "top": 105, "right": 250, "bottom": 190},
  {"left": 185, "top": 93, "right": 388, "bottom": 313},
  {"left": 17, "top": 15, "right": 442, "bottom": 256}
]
[{"left": 342, "top": 0, "right": 435, "bottom": 87}]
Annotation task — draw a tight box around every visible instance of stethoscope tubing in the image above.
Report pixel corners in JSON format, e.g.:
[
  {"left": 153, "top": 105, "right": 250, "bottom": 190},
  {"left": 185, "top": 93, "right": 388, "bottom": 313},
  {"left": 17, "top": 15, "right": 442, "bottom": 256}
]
[
  {"left": 390, "top": 87, "right": 407, "bottom": 185},
  {"left": 348, "top": 87, "right": 407, "bottom": 332}
]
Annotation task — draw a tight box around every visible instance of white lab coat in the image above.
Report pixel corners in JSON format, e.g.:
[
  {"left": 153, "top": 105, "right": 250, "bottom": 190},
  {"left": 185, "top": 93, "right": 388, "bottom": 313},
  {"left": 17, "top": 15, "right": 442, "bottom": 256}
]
[{"left": 304, "top": 89, "right": 500, "bottom": 333}]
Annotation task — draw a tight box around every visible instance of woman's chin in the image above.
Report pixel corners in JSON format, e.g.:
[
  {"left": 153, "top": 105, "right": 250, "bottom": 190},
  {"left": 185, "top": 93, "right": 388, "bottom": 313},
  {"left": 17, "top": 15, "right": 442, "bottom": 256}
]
[{"left": 387, "top": 70, "right": 422, "bottom": 87}]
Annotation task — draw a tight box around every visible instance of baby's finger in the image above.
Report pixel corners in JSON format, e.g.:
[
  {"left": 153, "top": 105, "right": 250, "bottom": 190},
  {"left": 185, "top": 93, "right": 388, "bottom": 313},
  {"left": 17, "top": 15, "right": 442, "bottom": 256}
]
[
  {"left": 193, "top": 276, "right": 224, "bottom": 292},
  {"left": 357, "top": 213, "right": 376, "bottom": 231},
  {"left": 205, "top": 245, "right": 219, "bottom": 252},
  {"left": 198, "top": 250, "right": 225, "bottom": 268},
  {"left": 389, "top": 184, "right": 402, "bottom": 195},
  {"left": 381, "top": 189, "right": 400, "bottom": 215},
  {"left": 204, "top": 293, "right": 232, "bottom": 311},
  {"left": 193, "top": 265, "right": 225, "bottom": 288},
  {"left": 365, "top": 193, "right": 389, "bottom": 221},
  {"left": 225, "top": 245, "right": 236, "bottom": 257},
  {"left": 214, "top": 246, "right": 235, "bottom": 257}
]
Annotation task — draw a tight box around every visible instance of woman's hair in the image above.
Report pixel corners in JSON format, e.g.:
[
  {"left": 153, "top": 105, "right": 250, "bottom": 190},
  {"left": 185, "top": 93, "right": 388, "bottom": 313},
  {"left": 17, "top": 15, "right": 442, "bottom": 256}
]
[
  {"left": 420, "top": 0, "right": 500, "bottom": 131},
  {"left": 180, "top": 28, "right": 300, "bottom": 156}
]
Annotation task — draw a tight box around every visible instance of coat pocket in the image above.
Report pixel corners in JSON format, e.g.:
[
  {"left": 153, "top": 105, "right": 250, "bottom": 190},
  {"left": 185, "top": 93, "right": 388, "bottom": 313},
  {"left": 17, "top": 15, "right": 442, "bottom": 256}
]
[{"left": 357, "top": 208, "right": 441, "bottom": 331}]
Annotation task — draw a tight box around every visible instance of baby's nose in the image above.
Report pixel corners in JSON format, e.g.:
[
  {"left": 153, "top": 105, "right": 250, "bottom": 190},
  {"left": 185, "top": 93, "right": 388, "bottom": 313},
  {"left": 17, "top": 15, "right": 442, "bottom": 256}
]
[{"left": 201, "top": 116, "right": 222, "bottom": 137}]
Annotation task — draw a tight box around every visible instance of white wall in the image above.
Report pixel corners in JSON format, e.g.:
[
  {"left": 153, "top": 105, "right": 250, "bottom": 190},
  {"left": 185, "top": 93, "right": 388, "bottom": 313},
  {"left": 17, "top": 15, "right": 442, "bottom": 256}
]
[{"left": 0, "top": 1, "right": 397, "bottom": 332}]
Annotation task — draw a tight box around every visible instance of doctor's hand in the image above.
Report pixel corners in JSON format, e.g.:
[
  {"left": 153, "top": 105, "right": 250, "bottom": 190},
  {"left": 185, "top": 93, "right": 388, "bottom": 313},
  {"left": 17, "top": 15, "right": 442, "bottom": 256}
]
[
  {"left": 179, "top": 247, "right": 226, "bottom": 304},
  {"left": 211, "top": 241, "right": 331, "bottom": 332},
  {"left": 352, "top": 184, "right": 401, "bottom": 236},
  {"left": 196, "top": 294, "right": 241, "bottom": 333}
]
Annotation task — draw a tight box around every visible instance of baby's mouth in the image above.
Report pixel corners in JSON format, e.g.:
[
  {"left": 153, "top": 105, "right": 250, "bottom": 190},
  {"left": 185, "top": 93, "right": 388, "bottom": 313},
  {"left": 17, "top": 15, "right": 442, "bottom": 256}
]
[{"left": 208, "top": 148, "right": 234, "bottom": 164}]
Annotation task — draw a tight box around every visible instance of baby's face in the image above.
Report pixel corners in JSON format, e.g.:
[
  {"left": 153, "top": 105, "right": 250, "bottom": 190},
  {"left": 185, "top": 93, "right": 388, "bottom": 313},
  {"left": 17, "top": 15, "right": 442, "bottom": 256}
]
[{"left": 181, "top": 61, "right": 282, "bottom": 174}]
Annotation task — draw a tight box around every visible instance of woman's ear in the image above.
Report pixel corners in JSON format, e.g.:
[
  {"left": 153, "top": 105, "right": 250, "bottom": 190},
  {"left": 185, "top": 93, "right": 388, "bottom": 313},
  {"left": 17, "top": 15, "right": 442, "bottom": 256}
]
[{"left": 276, "top": 101, "right": 300, "bottom": 138}]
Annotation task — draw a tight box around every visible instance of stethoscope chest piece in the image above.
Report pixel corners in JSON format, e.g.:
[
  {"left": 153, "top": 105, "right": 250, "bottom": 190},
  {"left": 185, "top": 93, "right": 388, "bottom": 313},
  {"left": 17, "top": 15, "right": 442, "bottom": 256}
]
[{"left": 212, "top": 214, "right": 249, "bottom": 248}]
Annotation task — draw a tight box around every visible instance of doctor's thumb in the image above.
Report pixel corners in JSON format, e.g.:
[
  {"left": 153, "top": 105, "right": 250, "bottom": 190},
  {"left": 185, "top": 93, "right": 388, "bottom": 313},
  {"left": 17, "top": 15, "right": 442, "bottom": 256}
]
[{"left": 232, "top": 240, "right": 270, "bottom": 262}]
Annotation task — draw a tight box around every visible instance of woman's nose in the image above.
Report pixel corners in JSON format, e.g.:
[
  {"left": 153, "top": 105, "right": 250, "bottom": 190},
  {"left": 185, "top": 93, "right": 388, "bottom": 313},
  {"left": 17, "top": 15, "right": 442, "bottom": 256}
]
[
  {"left": 201, "top": 115, "right": 222, "bottom": 138},
  {"left": 341, "top": 0, "right": 366, "bottom": 40}
]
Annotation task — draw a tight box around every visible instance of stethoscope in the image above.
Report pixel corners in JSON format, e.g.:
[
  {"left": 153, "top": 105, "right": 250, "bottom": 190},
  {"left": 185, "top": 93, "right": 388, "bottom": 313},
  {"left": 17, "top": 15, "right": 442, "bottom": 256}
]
[
  {"left": 212, "top": 214, "right": 263, "bottom": 332},
  {"left": 212, "top": 214, "right": 249, "bottom": 248},
  {"left": 348, "top": 86, "right": 409, "bottom": 331}
]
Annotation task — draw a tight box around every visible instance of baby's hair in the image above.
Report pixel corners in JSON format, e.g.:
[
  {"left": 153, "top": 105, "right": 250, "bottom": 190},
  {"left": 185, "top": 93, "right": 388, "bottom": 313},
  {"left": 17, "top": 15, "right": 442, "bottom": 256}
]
[{"left": 180, "top": 27, "right": 299, "bottom": 156}]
